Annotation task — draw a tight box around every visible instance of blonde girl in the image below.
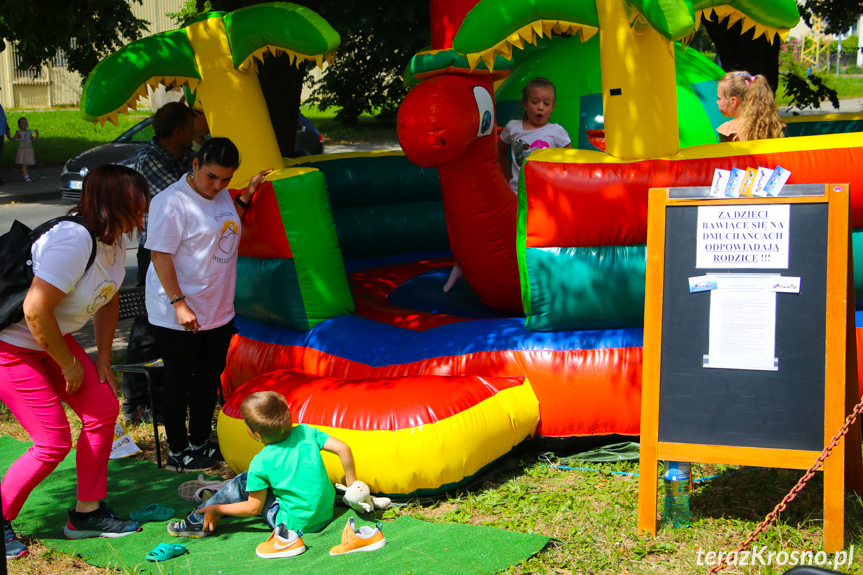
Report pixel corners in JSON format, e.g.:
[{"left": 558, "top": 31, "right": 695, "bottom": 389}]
[{"left": 716, "top": 71, "right": 784, "bottom": 142}]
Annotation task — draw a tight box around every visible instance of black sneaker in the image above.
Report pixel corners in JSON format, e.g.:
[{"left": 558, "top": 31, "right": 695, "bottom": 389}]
[
  {"left": 4, "top": 520, "right": 28, "bottom": 559},
  {"left": 167, "top": 514, "right": 209, "bottom": 538},
  {"left": 123, "top": 406, "right": 152, "bottom": 425},
  {"left": 191, "top": 440, "right": 223, "bottom": 462},
  {"left": 165, "top": 448, "right": 218, "bottom": 473},
  {"left": 63, "top": 502, "right": 141, "bottom": 540}
]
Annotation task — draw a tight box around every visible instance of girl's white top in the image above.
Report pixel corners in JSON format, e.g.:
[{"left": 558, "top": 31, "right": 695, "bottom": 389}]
[{"left": 500, "top": 120, "right": 570, "bottom": 193}]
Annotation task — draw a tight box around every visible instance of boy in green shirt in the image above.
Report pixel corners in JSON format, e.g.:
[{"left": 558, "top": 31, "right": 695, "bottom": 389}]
[{"left": 167, "top": 390, "right": 358, "bottom": 557}]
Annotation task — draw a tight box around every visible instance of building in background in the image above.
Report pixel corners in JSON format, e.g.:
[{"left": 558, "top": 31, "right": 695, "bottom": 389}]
[
  {"left": 0, "top": 1, "right": 185, "bottom": 109},
  {"left": 0, "top": 0, "right": 325, "bottom": 111}
]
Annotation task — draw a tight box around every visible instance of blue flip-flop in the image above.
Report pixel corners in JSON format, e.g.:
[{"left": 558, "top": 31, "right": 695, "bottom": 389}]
[
  {"left": 146, "top": 542, "right": 188, "bottom": 562},
  {"left": 131, "top": 503, "right": 175, "bottom": 522}
]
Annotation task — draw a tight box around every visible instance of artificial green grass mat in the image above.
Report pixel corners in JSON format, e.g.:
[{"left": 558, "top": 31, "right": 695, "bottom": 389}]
[{"left": 1, "top": 436, "right": 549, "bottom": 574}]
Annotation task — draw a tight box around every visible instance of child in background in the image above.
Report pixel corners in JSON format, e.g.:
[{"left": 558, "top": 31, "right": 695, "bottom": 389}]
[
  {"left": 498, "top": 77, "right": 571, "bottom": 194},
  {"left": 10, "top": 117, "right": 38, "bottom": 183},
  {"left": 716, "top": 71, "right": 784, "bottom": 142},
  {"left": 167, "top": 391, "right": 361, "bottom": 558}
]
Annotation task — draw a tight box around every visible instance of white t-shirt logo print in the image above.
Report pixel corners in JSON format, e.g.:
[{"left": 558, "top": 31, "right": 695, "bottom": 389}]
[{"left": 218, "top": 220, "right": 239, "bottom": 255}]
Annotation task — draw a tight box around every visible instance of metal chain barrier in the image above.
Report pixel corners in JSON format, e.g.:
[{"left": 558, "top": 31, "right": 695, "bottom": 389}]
[{"left": 706, "top": 392, "right": 863, "bottom": 575}]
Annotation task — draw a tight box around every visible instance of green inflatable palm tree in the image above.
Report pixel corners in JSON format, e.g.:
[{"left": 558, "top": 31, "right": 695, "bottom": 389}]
[
  {"left": 451, "top": 0, "right": 799, "bottom": 159},
  {"left": 80, "top": 2, "right": 339, "bottom": 184}
]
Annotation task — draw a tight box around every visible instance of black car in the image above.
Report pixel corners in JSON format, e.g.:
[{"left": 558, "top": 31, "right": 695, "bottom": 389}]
[{"left": 60, "top": 113, "right": 324, "bottom": 201}]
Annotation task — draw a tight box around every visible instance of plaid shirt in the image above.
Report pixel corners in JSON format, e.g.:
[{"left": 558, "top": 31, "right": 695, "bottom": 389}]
[{"left": 136, "top": 139, "right": 195, "bottom": 245}]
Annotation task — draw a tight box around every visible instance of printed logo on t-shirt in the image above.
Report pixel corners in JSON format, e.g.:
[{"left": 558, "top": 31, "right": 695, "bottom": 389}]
[
  {"left": 214, "top": 219, "right": 239, "bottom": 264},
  {"left": 87, "top": 282, "right": 117, "bottom": 314},
  {"left": 103, "top": 243, "right": 117, "bottom": 267},
  {"left": 513, "top": 138, "right": 551, "bottom": 168}
]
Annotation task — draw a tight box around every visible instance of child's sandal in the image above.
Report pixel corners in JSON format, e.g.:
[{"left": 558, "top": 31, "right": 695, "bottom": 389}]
[{"left": 146, "top": 543, "right": 188, "bottom": 562}]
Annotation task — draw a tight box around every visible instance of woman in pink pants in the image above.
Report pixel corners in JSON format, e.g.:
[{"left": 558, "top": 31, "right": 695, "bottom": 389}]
[{"left": 0, "top": 165, "right": 150, "bottom": 559}]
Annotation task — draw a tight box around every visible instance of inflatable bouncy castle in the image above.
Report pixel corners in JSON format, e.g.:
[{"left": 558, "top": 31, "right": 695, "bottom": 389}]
[{"left": 80, "top": 0, "right": 863, "bottom": 498}]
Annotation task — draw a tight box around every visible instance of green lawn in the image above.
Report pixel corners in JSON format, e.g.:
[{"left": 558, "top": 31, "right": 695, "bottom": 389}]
[{"left": 2, "top": 110, "right": 150, "bottom": 169}]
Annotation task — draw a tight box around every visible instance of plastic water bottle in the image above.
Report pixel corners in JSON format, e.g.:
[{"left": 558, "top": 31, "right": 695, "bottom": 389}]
[{"left": 662, "top": 461, "right": 691, "bottom": 527}]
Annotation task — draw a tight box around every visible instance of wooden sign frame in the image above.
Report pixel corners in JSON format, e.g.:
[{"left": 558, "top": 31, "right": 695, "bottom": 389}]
[{"left": 637, "top": 183, "right": 862, "bottom": 552}]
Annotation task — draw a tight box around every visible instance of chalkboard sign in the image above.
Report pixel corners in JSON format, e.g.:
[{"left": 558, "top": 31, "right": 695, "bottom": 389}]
[
  {"left": 637, "top": 183, "right": 861, "bottom": 552},
  {"left": 658, "top": 201, "right": 828, "bottom": 451}
]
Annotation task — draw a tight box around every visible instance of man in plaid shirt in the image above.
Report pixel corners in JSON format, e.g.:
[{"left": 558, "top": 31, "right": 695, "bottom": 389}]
[
  {"left": 135, "top": 102, "right": 196, "bottom": 285},
  {"left": 123, "top": 102, "right": 195, "bottom": 424}
]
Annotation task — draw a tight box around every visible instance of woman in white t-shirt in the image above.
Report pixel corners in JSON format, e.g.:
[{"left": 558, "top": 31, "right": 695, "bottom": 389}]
[
  {"left": 145, "top": 138, "right": 272, "bottom": 473},
  {"left": 0, "top": 165, "right": 150, "bottom": 558}
]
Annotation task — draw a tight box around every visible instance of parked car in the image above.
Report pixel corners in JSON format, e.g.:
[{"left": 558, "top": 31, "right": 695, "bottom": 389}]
[{"left": 60, "top": 113, "right": 324, "bottom": 201}]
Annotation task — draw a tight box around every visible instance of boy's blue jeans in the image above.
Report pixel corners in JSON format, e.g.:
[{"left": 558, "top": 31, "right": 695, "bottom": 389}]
[{"left": 189, "top": 471, "right": 280, "bottom": 528}]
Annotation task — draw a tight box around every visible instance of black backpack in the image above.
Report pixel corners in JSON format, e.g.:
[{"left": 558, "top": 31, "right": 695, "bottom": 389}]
[{"left": 0, "top": 216, "right": 96, "bottom": 331}]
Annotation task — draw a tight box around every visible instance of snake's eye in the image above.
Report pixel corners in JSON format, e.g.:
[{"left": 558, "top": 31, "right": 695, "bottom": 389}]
[{"left": 473, "top": 86, "right": 495, "bottom": 138}]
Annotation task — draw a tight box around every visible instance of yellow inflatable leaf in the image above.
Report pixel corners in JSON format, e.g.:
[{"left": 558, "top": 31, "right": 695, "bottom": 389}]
[
  {"left": 518, "top": 24, "right": 536, "bottom": 46},
  {"left": 480, "top": 50, "right": 496, "bottom": 71},
  {"left": 531, "top": 21, "right": 544, "bottom": 39},
  {"left": 507, "top": 31, "right": 524, "bottom": 50},
  {"left": 497, "top": 41, "right": 513, "bottom": 60}
]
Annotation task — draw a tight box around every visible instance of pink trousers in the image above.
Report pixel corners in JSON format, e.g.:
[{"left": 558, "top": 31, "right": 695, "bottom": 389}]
[{"left": 0, "top": 336, "right": 118, "bottom": 520}]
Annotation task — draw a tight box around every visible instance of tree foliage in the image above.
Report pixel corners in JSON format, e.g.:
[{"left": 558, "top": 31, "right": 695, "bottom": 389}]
[
  {"left": 309, "top": 0, "right": 430, "bottom": 124},
  {"left": 0, "top": 0, "right": 148, "bottom": 77},
  {"left": 168, "top": 0, "right": 212, "bottom": 26},
  {"left": 781, "top": 72, "right": 840, "bottom": 112},
  {"left": 799, "top": 0, "right": 863, "bottom": 35},
  {"left": 702, "top": 13, "right": 781, "bottom": 90}
]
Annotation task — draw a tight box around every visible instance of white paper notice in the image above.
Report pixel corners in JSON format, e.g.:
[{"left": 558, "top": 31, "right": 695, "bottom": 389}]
[
  {"left": 704, "top": 274, "right": 778, "bottom": 371},
  {"left": 696, "top": 204, "right": 790, "bottom": 269}
]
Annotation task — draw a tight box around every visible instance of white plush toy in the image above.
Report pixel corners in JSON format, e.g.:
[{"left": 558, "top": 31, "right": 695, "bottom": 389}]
[{"left": 335, "top": 480, "right": 391, "bottom": 514}]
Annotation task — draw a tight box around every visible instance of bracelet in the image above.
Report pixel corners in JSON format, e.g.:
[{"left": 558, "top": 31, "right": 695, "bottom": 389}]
[
  {"left": 234, "top": 196, "right": 250, "bottom": 209},
  {"left": 169, "top": 295, "right": 186, "bottom": 305},
  {"left": 61, "top": 356, "right": 77, "bottom": 376}
]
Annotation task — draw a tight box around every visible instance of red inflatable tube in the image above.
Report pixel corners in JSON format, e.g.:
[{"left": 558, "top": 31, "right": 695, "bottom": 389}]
[
  {"left": 220, "top": 369, "right": 528, "bottom": 430},
  {"left": 222, "top": 334, "right": 642, "bottom": 438},
  {"left": 523, "top": 140, "right": 863, "bottom": 248}
]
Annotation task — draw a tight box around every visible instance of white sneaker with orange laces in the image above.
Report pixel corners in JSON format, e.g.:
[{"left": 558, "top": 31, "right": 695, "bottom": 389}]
[
  {"left": 256, "top": 524, "right": 306, "bottom": 559},
  {"left": 329, "top": 517, "right": 387, "bottom": 556}
]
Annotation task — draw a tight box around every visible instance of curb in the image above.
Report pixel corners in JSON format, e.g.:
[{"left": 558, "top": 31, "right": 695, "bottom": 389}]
[{"left": 0, "top": 189, "right": 59, "bottom": 205}]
